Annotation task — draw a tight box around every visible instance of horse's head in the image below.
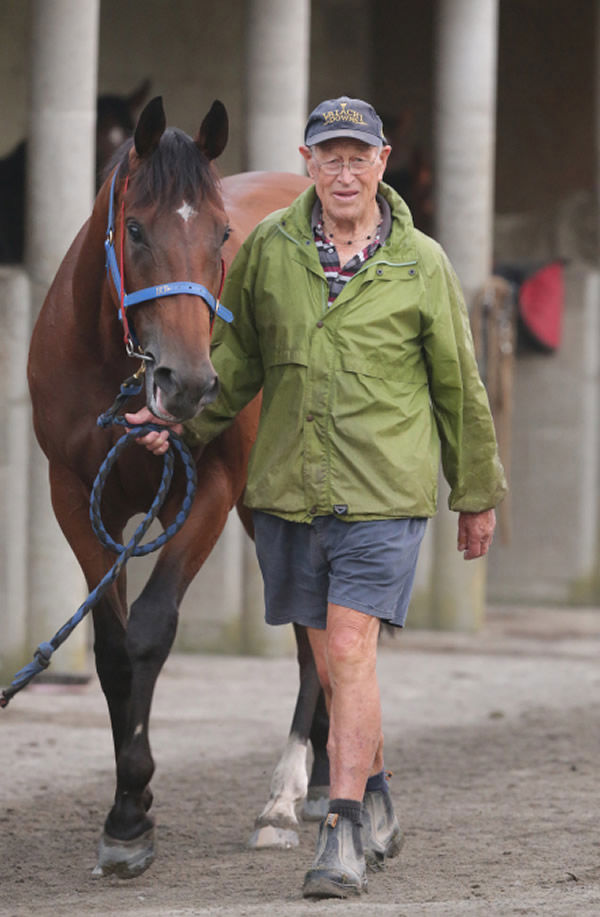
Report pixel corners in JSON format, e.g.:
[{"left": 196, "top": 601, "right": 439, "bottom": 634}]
[{"left": 107, "top": 96, "right": 231, "bottom": 423}]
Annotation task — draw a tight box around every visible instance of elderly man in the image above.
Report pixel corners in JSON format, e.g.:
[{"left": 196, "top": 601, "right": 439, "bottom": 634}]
[{"left": 128, "top": 96, "right": 507, "bottom": 899}]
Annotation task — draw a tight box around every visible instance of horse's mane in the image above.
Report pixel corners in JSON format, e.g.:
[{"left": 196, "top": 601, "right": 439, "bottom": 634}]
[{"left": 102, "top": 128, "right": 221, "bottom": 213}]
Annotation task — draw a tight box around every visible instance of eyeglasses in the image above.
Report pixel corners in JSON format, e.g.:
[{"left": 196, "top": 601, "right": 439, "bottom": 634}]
[{"left": 311, "top": 154, "right": 379, "bottom": 176}]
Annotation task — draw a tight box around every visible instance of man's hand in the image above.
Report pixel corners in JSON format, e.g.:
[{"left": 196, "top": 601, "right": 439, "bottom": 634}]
[
  {"left": 457, "top": 509, "right": 496, "bottom": 560},
  {"left": 124, "top": 407, "right": 183, "bottom": 456}
]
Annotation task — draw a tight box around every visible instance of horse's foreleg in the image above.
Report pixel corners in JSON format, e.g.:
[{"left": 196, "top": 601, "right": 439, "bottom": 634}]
[
  {"left": 249, "top": 624, "right": 329, "bottom": 848},
  {"left": 94, "top": 567, "right": 179, "bottom": 878},
  {"left": 47, "top": 464, "right": 133, "bottom": 762},
  {"left": 92, "top": 597, "right": 132, "bottom": 759},
  {"left": 96, "top": 473, "right": 233, "bottom": 878},
  {"left": 44, "top": 464, "right": 147, "bottom": 875}
]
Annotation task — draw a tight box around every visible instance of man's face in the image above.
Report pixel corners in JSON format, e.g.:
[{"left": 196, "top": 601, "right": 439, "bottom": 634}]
[{"left": 299, "top": 138, "right": 391, "bottom": 223}]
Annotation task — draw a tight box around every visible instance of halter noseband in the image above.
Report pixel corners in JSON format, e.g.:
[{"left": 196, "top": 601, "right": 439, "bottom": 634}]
[{"left": 104, "top": 168, "right": 233, "bottom": 357}]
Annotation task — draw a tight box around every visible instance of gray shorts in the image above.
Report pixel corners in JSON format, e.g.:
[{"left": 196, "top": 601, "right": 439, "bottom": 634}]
[{"left": 252, "top": 511, "right": 427, "bottom": 630}]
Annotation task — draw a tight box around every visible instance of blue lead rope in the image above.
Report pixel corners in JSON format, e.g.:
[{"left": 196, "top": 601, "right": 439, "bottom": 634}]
[{"left": 0, "top": 383, "right": 197, "bottom": 709}]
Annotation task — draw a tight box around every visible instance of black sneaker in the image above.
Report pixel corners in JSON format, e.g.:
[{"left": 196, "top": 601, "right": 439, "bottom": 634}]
[
  {"left": 302, "top": 812, "right": 368, "bottom": 898},
  {"left": 362, "top": 788, "right": 404, "bottom": 870}
]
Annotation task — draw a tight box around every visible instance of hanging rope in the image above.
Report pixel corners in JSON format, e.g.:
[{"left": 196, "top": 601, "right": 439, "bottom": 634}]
[{"left": 0, "top": 389, "right": 196, "bottom": 709}]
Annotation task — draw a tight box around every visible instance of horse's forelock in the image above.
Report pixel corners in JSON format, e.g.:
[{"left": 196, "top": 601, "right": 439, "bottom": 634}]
[{"left": 126, "top": 128, "right": 221, "bottom": 213}]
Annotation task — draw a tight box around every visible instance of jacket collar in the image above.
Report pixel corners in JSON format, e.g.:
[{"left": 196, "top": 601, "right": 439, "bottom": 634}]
[{"left": 276, "top": 181, "right": 418, "bottom": 264}]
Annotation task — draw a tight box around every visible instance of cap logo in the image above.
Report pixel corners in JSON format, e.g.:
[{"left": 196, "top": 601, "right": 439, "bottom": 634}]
[{"left": 322, "top": 101, "right": 367, "bottom": 128}]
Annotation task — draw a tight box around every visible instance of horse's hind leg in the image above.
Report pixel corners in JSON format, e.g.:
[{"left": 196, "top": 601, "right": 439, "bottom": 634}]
[
  {"left": 249, "top": 624, "right": 330, "bottom": 848},
  {"left": 303, "top": 680, "right": 330, "bottom": 821}
]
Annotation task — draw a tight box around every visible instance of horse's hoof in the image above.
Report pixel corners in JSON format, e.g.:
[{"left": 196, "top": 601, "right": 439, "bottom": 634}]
[
  {"left": 302, "top": 785, "right": 329, "bottom": 822},
  {"left": 248, "top": 825, "right": 299, "bottom": 849},
  {"left": 92, "top": 826, "right": 156, "bottom": 878}
]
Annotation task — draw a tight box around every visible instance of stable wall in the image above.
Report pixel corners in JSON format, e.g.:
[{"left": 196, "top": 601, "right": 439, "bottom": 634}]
[{"left": 1, "top": 0, "right": 595, "bottom": 211}]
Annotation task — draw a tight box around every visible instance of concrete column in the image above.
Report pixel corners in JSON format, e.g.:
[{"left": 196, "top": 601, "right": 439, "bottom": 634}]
[
  {"left": 245, "top": 0, "right": 311, "bottom": 172},
  {"left": 207, "top": 0, "right": 310, "bottom": 656},
  {"left": 25, "top": 0, "right": 100, "bottom": 676},
  {"left": 430, "top": 0, "right": 499, "bottom": 630},
  {"left": 0, "top": 269, "right": 31, "bottom": 682}
]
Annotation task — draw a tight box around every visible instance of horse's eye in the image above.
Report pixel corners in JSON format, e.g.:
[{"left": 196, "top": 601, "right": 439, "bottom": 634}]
[
  {"left": 222, "top": 226, "right": 231, "bottom": 244},
  {"left": 126, "top": 220, "right": 143, "bottom": 244}
]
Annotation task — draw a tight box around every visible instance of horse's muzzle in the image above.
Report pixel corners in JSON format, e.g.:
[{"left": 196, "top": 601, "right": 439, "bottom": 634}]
[{"left": 146, "top": 361, "right": 219, "bottom": 422}]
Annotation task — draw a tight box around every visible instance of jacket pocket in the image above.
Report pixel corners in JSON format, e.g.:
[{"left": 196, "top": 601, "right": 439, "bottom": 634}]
[{"left": 338, "top": 353, "right": 428, "bottom": 384}]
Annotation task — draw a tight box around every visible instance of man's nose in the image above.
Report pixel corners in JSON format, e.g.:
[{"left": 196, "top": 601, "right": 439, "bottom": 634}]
[{"left": 337, "top": 164, "right": 355, "bottom": 181}]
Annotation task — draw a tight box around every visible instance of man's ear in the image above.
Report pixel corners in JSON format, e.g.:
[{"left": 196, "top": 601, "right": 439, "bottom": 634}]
[
  {"left": 377, "top": 145, "right": 392, "bottom": 179},
  {"left": 299, "top": 145, "right": 315, "bottom": 177}
]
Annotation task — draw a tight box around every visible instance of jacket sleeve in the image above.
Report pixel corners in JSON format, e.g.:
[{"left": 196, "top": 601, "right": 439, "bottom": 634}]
[
  {"left": 183, "top": 231, "right": 265, "bottom": 448},
  {"left": 420, "top": 240, "right": 508, "bottom": 512}
]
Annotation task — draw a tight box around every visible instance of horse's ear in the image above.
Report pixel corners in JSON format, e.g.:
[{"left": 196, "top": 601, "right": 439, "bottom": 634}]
[
  {"left": 134, "top": 96, "right": 166, "bottom": 158},
  {"left": 196, "top": 100, "right": 228, "bottom": 161}
]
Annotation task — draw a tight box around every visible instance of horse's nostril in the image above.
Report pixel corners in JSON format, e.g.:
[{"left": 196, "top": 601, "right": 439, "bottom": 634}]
[
  {"left": 152, "top": 364, "right": 219, "bottom": 411},
  {"left": 153, "top": 366, "right": 177, "bottom": 396}
]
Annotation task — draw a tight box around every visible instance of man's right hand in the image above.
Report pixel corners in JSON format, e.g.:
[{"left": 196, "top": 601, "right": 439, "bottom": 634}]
[{"left": 124, "top": 407, "right": 183, "bottom": 456}]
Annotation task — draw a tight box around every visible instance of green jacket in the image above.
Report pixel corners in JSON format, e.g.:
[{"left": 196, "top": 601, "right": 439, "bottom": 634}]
[{"left": 184, "top": 182, "right": 507, "bottom": 522}]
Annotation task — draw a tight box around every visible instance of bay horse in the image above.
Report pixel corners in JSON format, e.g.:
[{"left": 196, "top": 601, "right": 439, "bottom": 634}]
[{"left": 26, "top": 96, "right": 328, "bottom": 877}]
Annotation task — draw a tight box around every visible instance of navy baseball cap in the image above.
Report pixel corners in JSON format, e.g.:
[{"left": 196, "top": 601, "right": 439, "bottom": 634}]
[{"left": 304, "top": 96, "right": 385, "bottom": 147}]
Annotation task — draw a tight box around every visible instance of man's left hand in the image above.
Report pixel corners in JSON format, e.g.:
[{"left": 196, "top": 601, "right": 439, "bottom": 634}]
[{"left": 457, "top": 509, "right": 496, "bottom": 560}]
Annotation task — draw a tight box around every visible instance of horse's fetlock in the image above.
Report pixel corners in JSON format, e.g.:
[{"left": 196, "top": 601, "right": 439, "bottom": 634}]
[
  {"left": 117, "top": 746, "right": 155, "bottom": 792},
  {"left": 105, "top": 800, "right": 154, "bottom": 843}
]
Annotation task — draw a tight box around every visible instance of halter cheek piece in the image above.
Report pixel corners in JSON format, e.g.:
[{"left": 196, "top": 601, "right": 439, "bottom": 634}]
[{"left": 104, "top": 168, "right": 233, "bottom": 358}]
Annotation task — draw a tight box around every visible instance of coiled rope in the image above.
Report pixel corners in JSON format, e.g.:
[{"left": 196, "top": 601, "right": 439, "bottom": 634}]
[{"left": 0, "top": 381, "right": 196, "bottom": 708}]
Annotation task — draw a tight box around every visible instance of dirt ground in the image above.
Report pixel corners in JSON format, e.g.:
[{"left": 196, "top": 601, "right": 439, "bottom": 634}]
[{"left": 1, "top": 605, "right": 599, "bottom": 917}]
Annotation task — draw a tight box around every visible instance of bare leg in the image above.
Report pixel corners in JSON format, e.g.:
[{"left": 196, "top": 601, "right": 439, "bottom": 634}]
[
  {"left": 302, "top": 604, "right": 383, "bottom": 898},
  {"left": 308, "top": 606, "right": 404, "bottom": 877},
  {"left": 307, "top": 604, "right": 382, "bottom": 800}
]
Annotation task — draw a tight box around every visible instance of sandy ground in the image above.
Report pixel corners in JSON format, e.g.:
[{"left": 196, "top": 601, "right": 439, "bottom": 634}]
[{"left": 1, "top": 605, "right": 599, "bottom": 917}]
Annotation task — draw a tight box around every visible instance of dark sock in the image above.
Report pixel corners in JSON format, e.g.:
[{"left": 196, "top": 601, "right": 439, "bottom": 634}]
[
  {"left": 329, "top": 797, "right": 362, "bottom": 826},
  {"left": 365, "top": 769, "right": 388, "bottom": 794}
]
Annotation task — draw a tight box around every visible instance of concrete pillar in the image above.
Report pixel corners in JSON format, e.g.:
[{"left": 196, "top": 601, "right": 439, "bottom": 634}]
[
  {"left": 195, "top": 0, "right": 310, "bottom": 657},
  {"left": 0, "top": 269, "right": 31, "bottom": 682},
  {"left": 430, "top": 0, "right": 499, "bottom": 630},
  {"left": 25, "top": 0, "right": 100, "bottom": 676},
  {"left": 241, "top": 0, "right": 310, "bottom": 653},
  {"left": 245, "top": 0, "right": 311, "bottom": 172}
]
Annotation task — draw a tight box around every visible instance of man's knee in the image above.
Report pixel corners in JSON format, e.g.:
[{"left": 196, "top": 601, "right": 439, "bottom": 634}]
[{"left": 326, "top": 618, "right": 377, "bottom": 674}]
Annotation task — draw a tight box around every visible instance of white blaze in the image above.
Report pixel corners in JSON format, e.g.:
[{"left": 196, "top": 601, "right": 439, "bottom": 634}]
[{"left": 176, "top": 201, "right": 197, "bottom": 222}]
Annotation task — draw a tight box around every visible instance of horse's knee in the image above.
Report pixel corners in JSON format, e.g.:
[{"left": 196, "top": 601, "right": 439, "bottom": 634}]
[{"left": 126, "top": 595, "right": 178, "bottom": 663}]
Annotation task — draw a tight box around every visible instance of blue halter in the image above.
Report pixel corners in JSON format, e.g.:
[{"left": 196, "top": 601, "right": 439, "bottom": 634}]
[{"left": 104, "top": 168, "right": 233, "bottom": 355}]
